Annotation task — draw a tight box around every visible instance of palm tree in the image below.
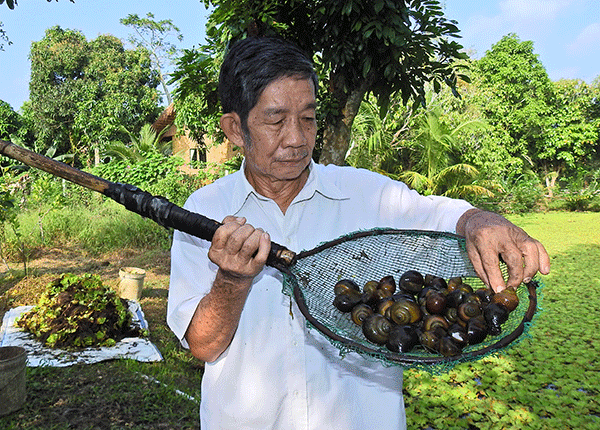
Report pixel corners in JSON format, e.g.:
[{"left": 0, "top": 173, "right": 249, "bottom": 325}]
[
  {"left": 400, "top": 105, "right": 501, "bottom": 198},
  {"left": 103, "top": 123, "right": 171, "bottom": 163}
]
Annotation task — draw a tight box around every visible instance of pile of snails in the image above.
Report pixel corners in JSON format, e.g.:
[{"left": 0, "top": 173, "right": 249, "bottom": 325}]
[{"left": 332, "top": 270, "right": 519, "bottom": 357}]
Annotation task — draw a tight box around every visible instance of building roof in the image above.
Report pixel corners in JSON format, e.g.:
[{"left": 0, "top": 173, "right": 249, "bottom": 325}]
[{"left": 151, "top": 103, "right": 176, "bottom": 135}]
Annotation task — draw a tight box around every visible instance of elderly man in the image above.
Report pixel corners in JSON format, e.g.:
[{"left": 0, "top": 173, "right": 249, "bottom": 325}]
[{"left": 168, "top": 36, "right": 550, "bottom": 430}]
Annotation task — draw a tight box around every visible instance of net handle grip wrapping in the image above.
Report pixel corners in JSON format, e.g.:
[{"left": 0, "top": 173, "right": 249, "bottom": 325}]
[{"left": 0, "top": 140, "right": 295, "bottom": 268}]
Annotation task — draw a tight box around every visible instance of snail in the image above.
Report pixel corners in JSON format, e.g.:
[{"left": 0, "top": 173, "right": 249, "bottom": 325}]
[
  {"left": 362, "top": 314, "right": 392, "bottom": 345},
  {"left": 334, "top": 279, "right": 360, "bottom": 296},
  {"left": 378, "top": 275, "right": 396, "bottom": 295},
  {"left": 399, "top": 270, "right": 425, "bottom": 294},
  {"left": 491, "top": 288, "right": 519, "bottom": 312},
  {"left": 484, "top": 302, "right": 510, "bottom": 335},
  {"left": 458, "top": 301, "right": 482, "bottom": 322},
  {"left": 423, "top": 314, "right": 450, "bottom": 332},
  {"left": 466, "top": 315, "right": 488, "bottom": 345},
  {"left": 386, "top": 324, "right": 419, "bottom": 353},
  {"left": 333, "top": 289, "right": 362, "bottom": 313},
  {"left": 439, "top": 336, "right": 463, "bottom": 357},
  {"left": 425, "top": 291, "right": 447, "bottom": 315},
  {"left": 351, "top": 303, "right": 374, "bottom": 326},
  {"left": 389, "top": 299, "right": 421, "bottom": 325}
]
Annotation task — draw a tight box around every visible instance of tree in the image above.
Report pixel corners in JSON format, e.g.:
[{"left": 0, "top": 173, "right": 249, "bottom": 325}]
[
  {"left": 472, "top": 34, "right": 555, "bottom": 173},
  {"left": 120, "top": 13, "right": 184, "bottom": 106},
  {"left": 27, "top": 26, "right": 161, "bottom": 165},
  {"left": 543, "top": 79, "right": 600, "bottom": 177},
  {"left": 172, "top": 0, "right": 469, "bottom": 165}
]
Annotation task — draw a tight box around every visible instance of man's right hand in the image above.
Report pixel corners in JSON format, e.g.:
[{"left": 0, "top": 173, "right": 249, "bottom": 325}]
[{"left": 208, "top": 216, "right": 271, "bottom": 282}]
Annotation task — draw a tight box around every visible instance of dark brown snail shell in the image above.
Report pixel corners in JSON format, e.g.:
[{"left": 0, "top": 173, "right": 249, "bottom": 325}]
[
  {"left": 389, "top": 299, "right": 422, "bottom": 325},
  {"left": 491, "top": 288, "right": 519, "bottom": 312},
  {"left": 333, "top": 290, "right": 362, "bottom": 313},
  {"left": 419, "top": 327, "right": 445, "bottom": 353},
  {"left": 447, "top": 323, "right": 468, "bottom": 347},
  {"left": 446, "top": 276, "right": 463, "bottom": 292},
  {"left": 362, "top": 314, "right": 392, "bottom": 345},
  {"left": 458, "top": 301, "right": 482, "bottom": 322},
  {"left": 399, "top": 270, "right": 425, "bottom": 294},
  {"left": 425, "top": 291, "right": 447, "bottom": 315},
  {"left": 386, "top": 324, "right": 419, "bottom": 353},
  {"left": 439, "top": 336, "right": 463, "bottom": 357},
  {"left": 467, "top": 315, "right": 488, "bottom": 345},
  {"left": 334, "top": 279, "right": 360, "bottom": 296},
  {"left": 458, "top": 283, "right": 474, "bottom": 294},
  {"left": 444, "top": 306, "right": 458, "bottom": 324},
  {"left": 378, "top": 275, "right": 396, "bottom": 295},
  {"left": 351, "top": 303, "right": 374, "bottom": 326},
  {"left": 426, "top": 275, "right": 448, "bottom": 291},
  {"left": 445, "top": 289, "right": 465, "bottom": 309},
  {"left": 423, "top": 314, "right": 450, "bottom": 332},
  {"left": 475, "top": 287, "right": 494, "bottom": 304},
  {"left": 377, "top": 297, "right": 394, "bottom": 316},
  {"left": 362, "top": 280, "right": 379, "bottom": 295},
  {"left": 483, "top": 303, "right": 510, "bottom": 335}
]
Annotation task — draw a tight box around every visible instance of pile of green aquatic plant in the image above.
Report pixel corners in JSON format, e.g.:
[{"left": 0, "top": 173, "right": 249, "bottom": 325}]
[{"left": 17, "top": 273, "right": 145, "bottom": 348}]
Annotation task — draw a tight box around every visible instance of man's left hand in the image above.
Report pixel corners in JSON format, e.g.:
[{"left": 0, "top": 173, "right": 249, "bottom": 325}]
[{"left": 456, "top": 209, "right": 550, "bottom": 292}]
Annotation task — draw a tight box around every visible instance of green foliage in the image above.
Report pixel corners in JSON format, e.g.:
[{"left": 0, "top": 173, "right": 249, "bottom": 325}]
[
  {"left": 175, "top": 0, "right": 469, "bottom": 165},
  {"left": 103, "top": 123, "right": 172, "bottom": 163},
  {"left": 92, "top": 153, "right": 199, "bottom": 205},
  {"left": 27, "top": 26, "right": 161, "bottom": 164},
  {"left": 16, "top": 273, "right": 143, "bottom": 348},
  {"left": 472, "top": 34, "right": 556, "bottom": 176}
]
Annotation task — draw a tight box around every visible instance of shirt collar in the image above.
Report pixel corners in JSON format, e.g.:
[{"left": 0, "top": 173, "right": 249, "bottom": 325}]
[{"left": 229, "top": 160, "right": 349, "bottom": 215}]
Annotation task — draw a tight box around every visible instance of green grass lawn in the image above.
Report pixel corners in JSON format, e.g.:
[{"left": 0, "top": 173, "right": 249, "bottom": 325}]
[{"left": 404, "top": 211, "right": 600, "bottom": 429}]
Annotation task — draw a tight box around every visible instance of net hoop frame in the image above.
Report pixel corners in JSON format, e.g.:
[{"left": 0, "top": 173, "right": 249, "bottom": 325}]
[{"left": 285, "top": 228, "right": 539, "bottom": 367}]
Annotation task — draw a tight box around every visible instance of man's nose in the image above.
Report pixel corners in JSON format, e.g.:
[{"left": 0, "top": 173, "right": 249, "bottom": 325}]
[{"left": 283, "top": 117, "right": 307, "bottom": 147}]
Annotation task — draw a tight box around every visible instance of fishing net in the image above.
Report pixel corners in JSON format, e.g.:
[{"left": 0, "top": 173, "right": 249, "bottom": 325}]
[{"left": 282, "top": 229, "right": 539, "bottom": 372}]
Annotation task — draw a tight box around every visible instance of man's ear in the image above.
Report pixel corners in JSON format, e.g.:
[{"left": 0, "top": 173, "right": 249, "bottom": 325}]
[{"left": 220, "top": 113, "right": 246, "bottom": 148}]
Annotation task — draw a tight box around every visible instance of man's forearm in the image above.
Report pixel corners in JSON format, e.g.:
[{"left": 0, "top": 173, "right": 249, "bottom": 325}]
[{"left": 184, "top": 270, "right": 252, "bottom": 362}]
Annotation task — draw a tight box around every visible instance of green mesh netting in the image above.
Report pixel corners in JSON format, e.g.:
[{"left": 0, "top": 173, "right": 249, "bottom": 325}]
[{"left": 281, "top": 228, "right": 540, "bottom": 373}]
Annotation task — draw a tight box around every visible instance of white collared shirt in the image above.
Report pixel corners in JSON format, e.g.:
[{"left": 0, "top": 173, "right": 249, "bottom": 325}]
[{"left": 167, "top": 161, "right": 473, "bottom": 430}]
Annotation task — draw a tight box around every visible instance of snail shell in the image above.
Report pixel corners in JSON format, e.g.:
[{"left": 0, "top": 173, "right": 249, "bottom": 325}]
[
  {"left": 423, "top": 314, "right": 450, "bottom": 332},
  {"left": 426, "top": 275, "right": 448, "bottom": 291},
  {"left": 334, "top": 279, "right": 360, "bottom": 296},
  {"left": 389, "top": 299, "right": 422, "bottom": 325},
  {"left": 467, "top": 315, "right": 488, "bottom": 345},
  {"left": 399, "top": 270, "right": 425, "bottom": 294},
  {"left": 483, "top": 303, "right": 509, "bottom": 335},
  {"left": 419, "top": 327, "right": 445, "bottom": 353},
  {"left": 439, "top": 336, "right": 463, "bottom": 357},
  {"left": 351, "top": 303, "right": 374, "bottom": 326},
  {"left": 378, "top": 298, "right": 395, "bottom": 317},
  {"left": 386, "top": 324, "right": 419, "bottom": 353},
  {"left": 378, "top": 275, "right": 397, "bottom": 295},
  {"left": 475, "top": 287, "right": 494, "bottom": 304},
  {"left": 447, "top": 323, "right": 468, "bottom": 347},
  {"left": 362, "top": 314, "right": 392, "bottom": 345},
  {"left": 425, "top": 291, "right": 447, "bottom": 315},
  {"left": 491, "top": 288, "right": 519, "bottom": 312},
  {"left": 446, "top": 276, "right": 463, "bottom": 292},
  {"left": 333, "top": 290, "right": 361, "bottom": 313},
  {"left": 362, "top": 280, "right": 379, "bottom": 295},
  {"left": 445, "top": 289, "right": 465, "bottom": 309},
  {"left": 458, "top": 301, "right": 482, "bottom": 322}
]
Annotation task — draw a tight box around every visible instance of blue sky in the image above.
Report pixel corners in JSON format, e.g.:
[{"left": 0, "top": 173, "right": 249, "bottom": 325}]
[{"left": 1, "top": 0, "right": 599, "bottom": 111}]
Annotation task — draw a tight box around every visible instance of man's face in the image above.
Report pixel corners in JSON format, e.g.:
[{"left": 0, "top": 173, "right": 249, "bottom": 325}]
[{"left": 242, "top": 75, "right": 317, "bottom": 185}]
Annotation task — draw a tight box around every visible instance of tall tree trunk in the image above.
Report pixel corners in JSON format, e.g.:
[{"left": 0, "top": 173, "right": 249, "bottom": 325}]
[{"left": 319, "top": 76, "right": 373, "bottom": 165}]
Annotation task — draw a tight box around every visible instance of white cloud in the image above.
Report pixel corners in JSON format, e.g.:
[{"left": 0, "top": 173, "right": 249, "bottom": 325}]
[{"left": 567, "top": 22, "right": 600, "bottom": 56}]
